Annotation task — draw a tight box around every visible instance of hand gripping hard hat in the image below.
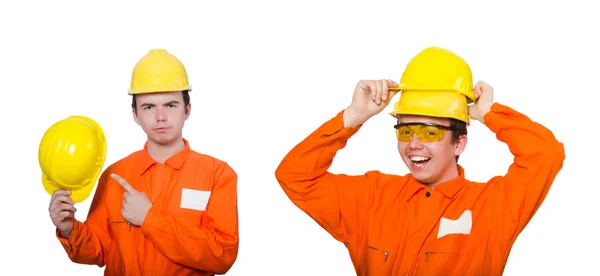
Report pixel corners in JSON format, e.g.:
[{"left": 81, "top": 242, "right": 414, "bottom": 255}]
[
  {"left": 38, "top": 116, "right": 107, "bottom": 203},
  {"left": 128, "top": 49, "right": 192, "bottom": 95},
  {"left": 389, "top": 47, "right": 474, "bottom": 124}
]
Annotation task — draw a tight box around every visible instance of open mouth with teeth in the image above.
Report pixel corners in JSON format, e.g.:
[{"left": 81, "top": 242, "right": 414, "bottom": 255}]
[{"left": 409, "top": 155, "right": 431, "bottom": 168}]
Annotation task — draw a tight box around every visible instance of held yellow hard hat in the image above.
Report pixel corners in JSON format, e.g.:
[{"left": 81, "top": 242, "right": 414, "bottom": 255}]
[
  {"left": 128, "top": 49, "right": 191, "bottom": 95},
  {"left": 390, "top": 90, "right": 471, "bottom": 124},
  {"left": 389, "top": 47, "right": 474, "bottom": 124},
  {"left": 38, "top": 116, "right": 107, "bottom": 203},
  {"left": 389, "top": 47, "right": 475, "bottom": 103}
]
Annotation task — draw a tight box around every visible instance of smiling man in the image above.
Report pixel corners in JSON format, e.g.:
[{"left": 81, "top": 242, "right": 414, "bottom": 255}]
[
  {"left": 49, "top": 49, "right": 239, "bottom": 275},
  {"left": 275, "top": 47, "right": 565, "bottom": 275}
]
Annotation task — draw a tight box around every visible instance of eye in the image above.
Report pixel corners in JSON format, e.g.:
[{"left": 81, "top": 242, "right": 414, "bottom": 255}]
[
  {"left": 397, "top": 127, "right": 412, "bottom": 136},
  {"left": 168, "top": 104, "right": 177, "bottom": 108},
  {"left": 422, "top": 127, "right": 439, "bottom": 137}
]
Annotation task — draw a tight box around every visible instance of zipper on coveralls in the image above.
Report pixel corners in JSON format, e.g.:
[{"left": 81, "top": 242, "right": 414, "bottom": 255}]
[
  {"left": 110, "top": 221, "right": 131, "bottom": 231},
  {"left": 366, "top": 245, "right": 389, "bottom": 262},
  {"left": 424, "top": 251, "right": 458, "bottom": 261}
]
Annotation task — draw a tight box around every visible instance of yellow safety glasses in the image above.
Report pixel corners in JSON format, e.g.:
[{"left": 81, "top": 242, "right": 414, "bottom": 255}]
[{"left": 394, "top": 122, "right": 455, "bottom": 143}]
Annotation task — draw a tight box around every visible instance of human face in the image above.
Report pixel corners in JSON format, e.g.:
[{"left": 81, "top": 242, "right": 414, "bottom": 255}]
[
  {"left": 133, "top": 91, "right": 190, "bottom": 146},
  {"left": 396, "top": 115, "right": 467, "bottom": 186}
]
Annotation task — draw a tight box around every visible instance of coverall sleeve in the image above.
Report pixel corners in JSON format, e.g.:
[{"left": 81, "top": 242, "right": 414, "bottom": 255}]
[
  {"left": 484, "top": 103, "right": 566, "bottom": 238},
  {"left": 275, "top": 110, "right": 378, "bottom": 243},
  {"left": 56, "top": 170, "right": 112, "bottom": 266},
  {"left": 140, "top": 162, "right": 239, "bottom": 274}
]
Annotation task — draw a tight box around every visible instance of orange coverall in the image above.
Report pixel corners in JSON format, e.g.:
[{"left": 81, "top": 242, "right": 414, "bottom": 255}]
[
  {"left": 56, "top": 139, "right": 239, "bottom": 276},
  {"left": 275, "top": 103, "right": 565, "bottom": 275}
]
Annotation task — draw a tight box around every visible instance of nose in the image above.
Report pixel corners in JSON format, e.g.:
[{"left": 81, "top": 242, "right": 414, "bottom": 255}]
[
  {"left": 156, "top": 106, "right": 167, "bottom": 122},
  {"left": 407, "top": 134, "right": 424, "bottom": 150}
]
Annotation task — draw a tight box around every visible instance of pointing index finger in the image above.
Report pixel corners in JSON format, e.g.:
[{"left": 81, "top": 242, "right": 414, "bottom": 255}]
[{"left": 111, "top": 173, "right": 136, "bottom": 193}]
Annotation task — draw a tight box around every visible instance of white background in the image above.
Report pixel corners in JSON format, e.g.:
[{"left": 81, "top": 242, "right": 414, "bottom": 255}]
[{"left": 1, "top": 0, "right": 598, "bottom": 275}]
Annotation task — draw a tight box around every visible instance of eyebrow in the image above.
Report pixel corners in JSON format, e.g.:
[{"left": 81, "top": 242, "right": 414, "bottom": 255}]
[{"left": 140, "top": 100, "right": 180, "bottom": 108}]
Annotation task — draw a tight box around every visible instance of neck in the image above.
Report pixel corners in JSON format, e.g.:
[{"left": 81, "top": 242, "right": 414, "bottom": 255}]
[
  {"left": 146, "top": 137, "right": 185, "bottom": 164},
  {"left": 426, "top": 164, "right": 460, "bottom": 189}
]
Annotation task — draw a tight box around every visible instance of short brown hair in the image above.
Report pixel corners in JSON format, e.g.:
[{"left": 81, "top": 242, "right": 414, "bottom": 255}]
[{"left": 449, "top": 118, "right": 467, "bottom": 161}]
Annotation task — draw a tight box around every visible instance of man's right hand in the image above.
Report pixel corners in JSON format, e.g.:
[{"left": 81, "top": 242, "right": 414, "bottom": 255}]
[
  {"left": 49, "top": 190, "right": 77, "bottom": 239},
  {"left": 343, "top": 79, "right": 400, "bottom": 128}
]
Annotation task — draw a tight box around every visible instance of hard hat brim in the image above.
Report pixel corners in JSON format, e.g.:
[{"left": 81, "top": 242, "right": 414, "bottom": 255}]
[
  {"left": 388, "top": 90, "right": 471, "bottom": 125},
  {"left": 128, "top": 85, "right": 192, "bottom": 95},
  {"left": 389, "top": 106, "right": 471, "bottom": 125},
  {"left": 42, "top": 174, "right": 96, "bottom": 203},
  {"left": 389, "top": 86, "right": 475, "bottom": 104}
]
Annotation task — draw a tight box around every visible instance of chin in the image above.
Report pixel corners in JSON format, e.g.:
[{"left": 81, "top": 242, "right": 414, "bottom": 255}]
[
  {"left": 403, "top": 160, "right": 435, "bottom": 184},
  {"left": 151, "top": 135, "right": 175, "bottom": 145},
  {"left": 409, "top": 170, "right": 431, "bottom": 182}
]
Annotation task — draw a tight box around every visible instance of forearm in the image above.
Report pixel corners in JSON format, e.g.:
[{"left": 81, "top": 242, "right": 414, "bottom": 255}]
[
  {"left": 56, "top": 220, "right": 109, "bottom": 266},
  {"left": 485, "top": 103, "right": 565, "bottom": 232},
  {"left": 141, "top": 208, "right": 238, "bottom": 274},
  {"left": 275, "top": 109, "right": 375, "bottom": 242},
  {"left": 484, "top": 103, "right": 564, "bottom": 172},
  {"left": 275, "top": 109, "right": 361, "bottom": 194},
  {"left": 56, "top": 173, "right": 112, "bottom": 267},
  {"left": 343, "top": 105, "right": 371, "bottom": 128}
]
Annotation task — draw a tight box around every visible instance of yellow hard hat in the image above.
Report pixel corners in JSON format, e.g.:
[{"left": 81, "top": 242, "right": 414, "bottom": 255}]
[
  {"left": 128, "top": 49, "right": 191, "bottom": 95},
  {"left": 38, "top": 116, "right": 107, "bottom": 203},
  {"left": 390, "top": 90, "right": 471, "bottom": 124},
  {"left": 389, "top": 47, "right": 474, "bottom": 124}
]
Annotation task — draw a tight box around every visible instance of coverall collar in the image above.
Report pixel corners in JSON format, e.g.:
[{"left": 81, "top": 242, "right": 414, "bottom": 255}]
[
  {"left": 404, "top": 165, "right": 466, "bottom": 201},
  {"left": 135, "top": 138, "right": 192, "bottom": 175}
]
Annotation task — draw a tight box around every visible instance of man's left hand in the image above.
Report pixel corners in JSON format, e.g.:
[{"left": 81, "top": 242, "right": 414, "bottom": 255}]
[
  {"left": 112, "top": 173, "right": 152, "bottom": 226},
  {"left": 469, "top": 80, "right": 494, "bottom": 122}
]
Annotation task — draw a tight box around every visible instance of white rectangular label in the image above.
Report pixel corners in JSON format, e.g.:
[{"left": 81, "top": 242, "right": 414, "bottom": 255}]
[
  {"left": 180, "top": 188, "right": 211, "bottom": 211},
  {"left": 437, "top": 210, "right": 472, "bottom": 239}
]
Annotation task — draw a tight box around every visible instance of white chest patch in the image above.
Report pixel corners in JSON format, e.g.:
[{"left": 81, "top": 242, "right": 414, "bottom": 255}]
[
  {"left": 437, "top": 209, "right": 472, "bottom": 239},
  {"left": 180, "top": 188, "right": 211, "bottom": 211}
]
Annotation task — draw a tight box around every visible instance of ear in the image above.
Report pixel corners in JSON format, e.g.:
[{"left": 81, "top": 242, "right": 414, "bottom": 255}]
[
  {"left": 454, "top": 134, "right": 468, "bottom": 156},
  {"left": 132, "top": 108, "right": 141, "bottom": 125},
  {"left": 184, "top": 103, "right": 191, "bottom": 120}
]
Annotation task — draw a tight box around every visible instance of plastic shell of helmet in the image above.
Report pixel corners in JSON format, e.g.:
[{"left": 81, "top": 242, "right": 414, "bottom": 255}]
[
  {"left": 390, "top": 47, "right": 474, "bottom": 124},
  {"left": 38, "top": 116, "right": 107, "bottom": 203},
  {"left": 128, "top": 49, "right": 191, "bottom": 95}
]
